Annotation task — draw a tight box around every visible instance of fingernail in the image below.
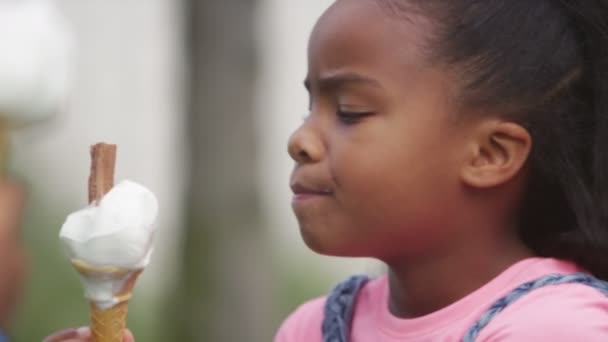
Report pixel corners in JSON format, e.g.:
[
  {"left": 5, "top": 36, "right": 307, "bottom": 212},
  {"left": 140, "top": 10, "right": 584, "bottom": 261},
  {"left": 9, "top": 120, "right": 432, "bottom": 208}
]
[{"left": 76, "top": 326, "right": 90, "bottom": 336}]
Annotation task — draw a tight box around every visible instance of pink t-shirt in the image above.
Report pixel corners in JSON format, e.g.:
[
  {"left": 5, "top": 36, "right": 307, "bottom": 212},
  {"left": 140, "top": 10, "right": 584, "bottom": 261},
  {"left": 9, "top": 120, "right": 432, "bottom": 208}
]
[{"left": 275, "top": 258, "right": 608, "bottom": 341}]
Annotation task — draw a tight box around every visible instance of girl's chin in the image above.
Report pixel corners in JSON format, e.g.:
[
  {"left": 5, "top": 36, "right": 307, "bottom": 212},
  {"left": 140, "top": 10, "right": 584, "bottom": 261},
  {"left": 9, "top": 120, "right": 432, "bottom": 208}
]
[
  {"left": 298, "top": 225, "right": 370, "bottom": 257},
  {"left": 298, "top": 225, "right": 330, "bottom": 254}
]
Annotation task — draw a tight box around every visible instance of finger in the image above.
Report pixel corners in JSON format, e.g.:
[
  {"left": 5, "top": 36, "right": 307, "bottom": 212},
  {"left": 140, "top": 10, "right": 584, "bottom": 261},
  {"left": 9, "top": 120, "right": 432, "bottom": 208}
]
[
  {"left": 124, "top": 329, "right": 135, "bottom": 342},
  {"left": 43, "top": 327, "right": 90, "bottom": 342},
  {"left": 43, "top": 328, "right": 79, "bottom": 342}
]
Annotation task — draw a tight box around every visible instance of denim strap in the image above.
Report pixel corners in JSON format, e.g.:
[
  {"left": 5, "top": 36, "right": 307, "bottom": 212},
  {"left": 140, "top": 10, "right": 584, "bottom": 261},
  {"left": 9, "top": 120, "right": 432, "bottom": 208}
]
[
  {"left": 322, "top": 273, "right": 608, "bottom": 342},
  {"left": 321, "top": 275, "right": 369, "bottom": 342},
  {"left": 462, "top": 272, "right": 608, "bottom": 341}
]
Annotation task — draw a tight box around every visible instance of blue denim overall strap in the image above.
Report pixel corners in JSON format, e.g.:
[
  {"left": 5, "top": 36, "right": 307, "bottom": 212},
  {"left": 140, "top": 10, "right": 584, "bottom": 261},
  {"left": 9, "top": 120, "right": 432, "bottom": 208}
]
[
  {"left": 462, "top": 272, "right": 608, "bottom": 342},
  {"left": 322, "top": 275, "right": 370, "bottom": 342}
]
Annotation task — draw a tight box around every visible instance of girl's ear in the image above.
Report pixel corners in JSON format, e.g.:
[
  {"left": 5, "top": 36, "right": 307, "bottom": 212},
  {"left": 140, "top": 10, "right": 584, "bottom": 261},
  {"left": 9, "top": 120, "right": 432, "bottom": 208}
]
[{"left": 461, "top": 121, "right": 531, "bottom": 188}]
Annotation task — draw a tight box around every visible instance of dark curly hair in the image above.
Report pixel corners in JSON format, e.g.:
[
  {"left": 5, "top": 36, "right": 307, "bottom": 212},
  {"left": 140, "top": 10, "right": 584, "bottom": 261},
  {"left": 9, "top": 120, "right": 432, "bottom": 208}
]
[{"left": 378, "top": 0, "right": 608, "bottom": 278}]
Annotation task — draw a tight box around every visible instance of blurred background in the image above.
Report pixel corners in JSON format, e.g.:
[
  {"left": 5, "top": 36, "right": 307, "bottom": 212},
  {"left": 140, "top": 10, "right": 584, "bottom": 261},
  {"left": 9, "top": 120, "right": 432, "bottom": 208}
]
[{"left": 6, "top": 0, "right": 382, "bottom": 341}]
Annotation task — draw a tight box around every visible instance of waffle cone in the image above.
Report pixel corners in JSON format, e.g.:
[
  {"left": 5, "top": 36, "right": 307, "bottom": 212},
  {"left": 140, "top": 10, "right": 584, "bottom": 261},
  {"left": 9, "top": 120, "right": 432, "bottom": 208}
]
[
  {"left": 71, "top": 260, "right": 143, "bottom": 342},
  {"left": 90, "top": 300, "right": 130, "bottom": 342}
]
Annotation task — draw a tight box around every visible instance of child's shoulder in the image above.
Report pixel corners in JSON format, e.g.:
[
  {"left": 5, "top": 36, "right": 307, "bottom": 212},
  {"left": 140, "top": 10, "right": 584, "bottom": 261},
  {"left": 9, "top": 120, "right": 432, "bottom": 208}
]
[
  {"left": 274, "top": 276, "right": 385, "bottom": 342},
  {"left": 274, "top": 296, "right": 326, "bottom": 342},
  {"left": 480, "top": 281, "right": 608, "bottom": 340}
]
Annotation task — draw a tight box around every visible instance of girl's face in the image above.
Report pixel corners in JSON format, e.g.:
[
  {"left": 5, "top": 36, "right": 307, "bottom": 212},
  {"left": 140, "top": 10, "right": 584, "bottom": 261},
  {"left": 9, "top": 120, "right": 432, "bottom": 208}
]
[{"left": 288, "top": 0, "right": 475, "bottom": 261}]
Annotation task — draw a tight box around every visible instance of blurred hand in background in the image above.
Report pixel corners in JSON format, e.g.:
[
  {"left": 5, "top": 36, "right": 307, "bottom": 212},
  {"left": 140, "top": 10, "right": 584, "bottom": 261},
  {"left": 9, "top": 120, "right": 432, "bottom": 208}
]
[{"left": 0, "top": 181, "right": 26, "bottom": 336}]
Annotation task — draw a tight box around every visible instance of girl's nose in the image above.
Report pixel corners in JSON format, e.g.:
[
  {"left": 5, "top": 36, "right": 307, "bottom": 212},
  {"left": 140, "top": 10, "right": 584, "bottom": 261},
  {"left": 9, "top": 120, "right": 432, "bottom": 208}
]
[{"left": 288, "top": 121, "right": 324, "bottom": 164}]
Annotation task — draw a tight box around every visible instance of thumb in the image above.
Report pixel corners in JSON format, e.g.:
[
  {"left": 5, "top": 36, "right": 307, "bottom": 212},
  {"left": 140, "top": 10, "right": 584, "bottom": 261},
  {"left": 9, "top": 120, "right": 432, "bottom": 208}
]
[{"left": 124, "top": 329, "right": 135, "bottom": 342}]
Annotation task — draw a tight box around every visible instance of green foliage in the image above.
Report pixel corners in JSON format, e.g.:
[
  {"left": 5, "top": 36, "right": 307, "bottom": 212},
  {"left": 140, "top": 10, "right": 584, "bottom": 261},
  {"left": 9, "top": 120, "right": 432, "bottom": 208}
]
[
  {"left": 11, "top": 195, "right": 89, "bottom": 341},
  {"left": 272, "top": 258, "right": 333, "bottom": 331}
]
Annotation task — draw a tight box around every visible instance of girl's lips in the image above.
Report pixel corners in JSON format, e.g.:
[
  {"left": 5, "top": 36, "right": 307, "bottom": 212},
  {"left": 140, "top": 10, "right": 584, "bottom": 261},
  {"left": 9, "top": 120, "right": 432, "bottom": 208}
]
[
  {"left": 292, "top": 192, "right": 330, "bottom": 201},
  {"left": 290, "top": 183, "right": 333, "bottom": 202}
]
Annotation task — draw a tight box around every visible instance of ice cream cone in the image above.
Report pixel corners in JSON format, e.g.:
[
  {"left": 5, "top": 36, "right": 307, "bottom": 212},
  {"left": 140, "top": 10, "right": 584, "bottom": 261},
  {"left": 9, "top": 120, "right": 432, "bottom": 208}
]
[
  {"left": 72, "top": 259, "right": 142, "bottom": 342},
  {"left": 89, "top": 301, "right": 129, "bottom": 342},
  {"left": 60, "top": 144, "right": 158, "bottom": 342}
]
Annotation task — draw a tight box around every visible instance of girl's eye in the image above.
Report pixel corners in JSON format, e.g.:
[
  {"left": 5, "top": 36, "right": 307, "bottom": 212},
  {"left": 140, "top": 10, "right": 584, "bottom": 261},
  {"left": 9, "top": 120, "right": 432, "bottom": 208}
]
[{"left": 336, "top": 110, "right": 373, "bottom": 124}]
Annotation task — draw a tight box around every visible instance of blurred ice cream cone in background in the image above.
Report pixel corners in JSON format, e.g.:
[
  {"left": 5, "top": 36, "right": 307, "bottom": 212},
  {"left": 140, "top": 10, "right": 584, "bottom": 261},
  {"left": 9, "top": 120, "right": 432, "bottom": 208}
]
[{"left": 0, "top": 0, "right": 72, "bottom": 174}]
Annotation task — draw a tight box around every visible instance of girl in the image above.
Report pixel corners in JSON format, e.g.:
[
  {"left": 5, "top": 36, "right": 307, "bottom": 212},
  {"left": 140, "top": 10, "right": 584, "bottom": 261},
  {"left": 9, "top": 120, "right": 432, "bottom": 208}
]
[
  {"left": 45, "top": 0, "right": 608, "bottom": 341},
  {"left": 277, "top": 0, "right": 608, "bottom": 341}
]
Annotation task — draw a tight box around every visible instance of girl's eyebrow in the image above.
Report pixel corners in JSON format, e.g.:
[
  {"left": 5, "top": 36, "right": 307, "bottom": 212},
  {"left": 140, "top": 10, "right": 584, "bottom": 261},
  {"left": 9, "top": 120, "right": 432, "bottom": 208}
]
[{"left": 304, "top": 72, "right": 384, "bottom": 91}]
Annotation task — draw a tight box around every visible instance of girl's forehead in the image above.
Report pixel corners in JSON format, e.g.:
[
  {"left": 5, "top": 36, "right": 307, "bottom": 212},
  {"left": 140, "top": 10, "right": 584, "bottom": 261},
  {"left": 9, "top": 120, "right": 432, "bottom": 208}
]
[{"left": 308, "top": 0, "right": 430, "bottom": 80}]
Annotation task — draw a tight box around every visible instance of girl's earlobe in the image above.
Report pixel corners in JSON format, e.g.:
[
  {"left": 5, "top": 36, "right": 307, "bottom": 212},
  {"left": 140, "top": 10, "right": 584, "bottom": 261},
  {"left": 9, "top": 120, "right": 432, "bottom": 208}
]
[{"left": 461, "top": 122, "right": 531, "bottom": 188}]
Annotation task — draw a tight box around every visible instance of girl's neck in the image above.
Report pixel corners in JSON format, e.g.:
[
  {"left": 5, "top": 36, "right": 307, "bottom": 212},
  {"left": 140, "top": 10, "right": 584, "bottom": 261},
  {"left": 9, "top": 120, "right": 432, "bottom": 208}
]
[{"left": 385, "top": 234, "right": 534, "bottom": 318}]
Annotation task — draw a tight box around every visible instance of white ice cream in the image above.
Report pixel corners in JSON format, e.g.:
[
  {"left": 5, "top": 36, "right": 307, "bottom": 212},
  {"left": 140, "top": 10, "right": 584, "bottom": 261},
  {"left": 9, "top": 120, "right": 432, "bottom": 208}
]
[
  {"left": 60, "top": 180, "right": 159, "bottom": 308},
  {"left": 0, "top": 0, "right": 72, "bottom": 122}
]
